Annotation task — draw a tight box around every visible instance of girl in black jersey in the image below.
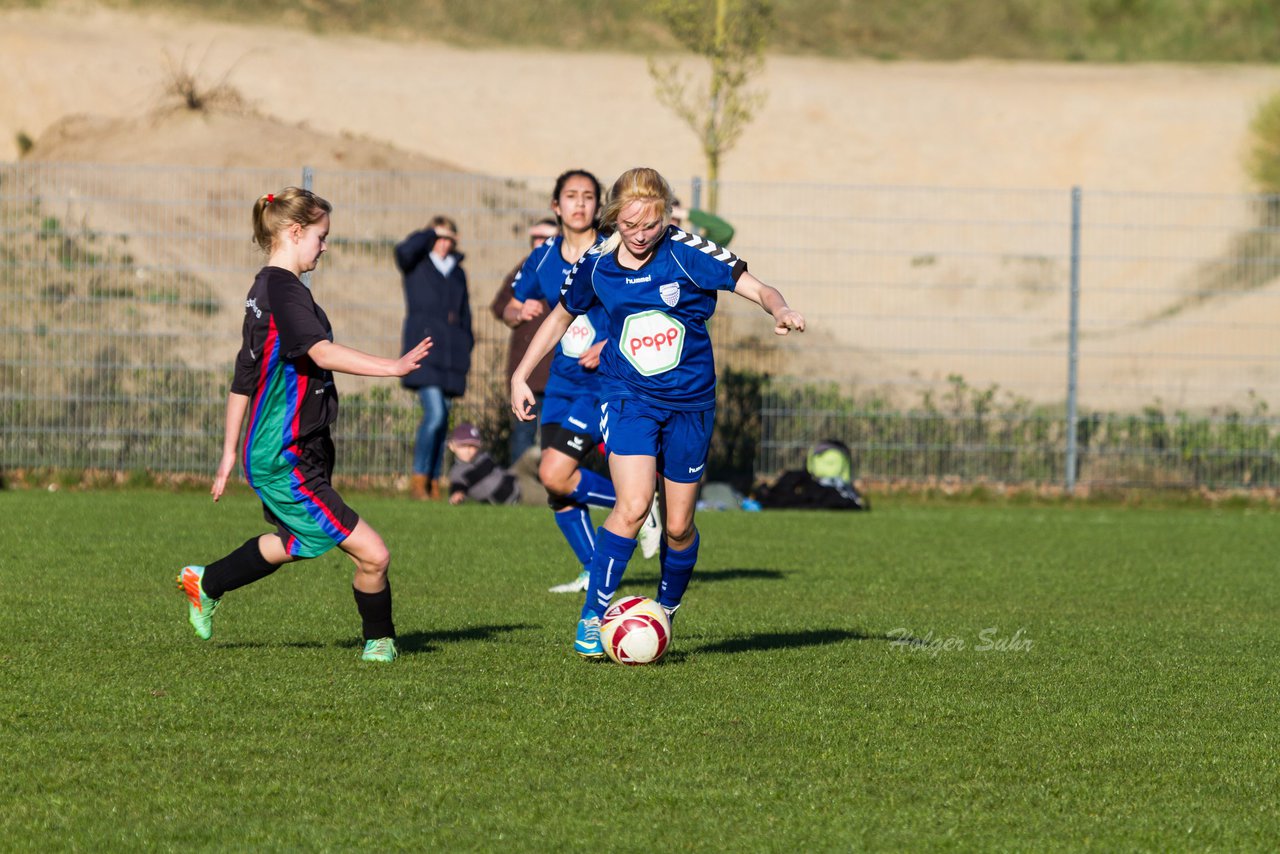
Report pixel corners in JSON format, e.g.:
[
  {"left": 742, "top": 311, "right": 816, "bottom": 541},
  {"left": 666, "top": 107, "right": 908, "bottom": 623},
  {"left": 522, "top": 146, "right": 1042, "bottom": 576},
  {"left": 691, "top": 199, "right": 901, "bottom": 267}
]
[{"left": 176, "top": 187, "right": 431, "bottom": 663}]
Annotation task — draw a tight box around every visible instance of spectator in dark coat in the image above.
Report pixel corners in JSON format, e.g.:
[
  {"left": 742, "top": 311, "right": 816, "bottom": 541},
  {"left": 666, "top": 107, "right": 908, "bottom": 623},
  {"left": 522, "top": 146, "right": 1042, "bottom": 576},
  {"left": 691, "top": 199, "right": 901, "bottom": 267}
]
[{"left": 397, "top": 215, "right": 474, "bottom": 500}]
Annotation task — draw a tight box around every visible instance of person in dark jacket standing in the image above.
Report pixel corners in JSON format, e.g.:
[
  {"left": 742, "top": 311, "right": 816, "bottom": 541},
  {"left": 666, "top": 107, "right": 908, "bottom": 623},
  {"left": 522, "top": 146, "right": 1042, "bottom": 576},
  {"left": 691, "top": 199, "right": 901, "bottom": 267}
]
[{"left": 397, "top": 215, "right": 474, "bottom": 500}]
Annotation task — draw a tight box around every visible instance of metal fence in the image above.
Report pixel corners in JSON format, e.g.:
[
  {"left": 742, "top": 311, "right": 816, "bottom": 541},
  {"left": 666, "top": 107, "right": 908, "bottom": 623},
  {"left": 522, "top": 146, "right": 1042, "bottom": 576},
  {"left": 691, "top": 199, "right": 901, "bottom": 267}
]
[{"left": 3, "top": 161, "right": 1279, "bottom": 489}]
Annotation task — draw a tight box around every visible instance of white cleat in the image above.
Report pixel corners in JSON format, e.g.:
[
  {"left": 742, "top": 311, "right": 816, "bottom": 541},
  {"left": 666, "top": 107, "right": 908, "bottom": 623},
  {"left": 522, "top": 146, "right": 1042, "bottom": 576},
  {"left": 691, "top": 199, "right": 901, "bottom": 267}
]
[
  {"left": 639, "top": 493, "right": 662, "bottom": 560},
  {"left": 548, "top": 570, "right": 589, "bottom": 593}
]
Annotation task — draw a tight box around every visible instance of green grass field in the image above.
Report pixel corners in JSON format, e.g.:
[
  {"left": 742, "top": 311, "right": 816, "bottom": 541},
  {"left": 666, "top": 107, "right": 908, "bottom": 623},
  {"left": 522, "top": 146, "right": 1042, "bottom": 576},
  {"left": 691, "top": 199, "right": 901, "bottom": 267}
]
[{"left": 3, "top": 490, "right": 1279, "bottom": 850}]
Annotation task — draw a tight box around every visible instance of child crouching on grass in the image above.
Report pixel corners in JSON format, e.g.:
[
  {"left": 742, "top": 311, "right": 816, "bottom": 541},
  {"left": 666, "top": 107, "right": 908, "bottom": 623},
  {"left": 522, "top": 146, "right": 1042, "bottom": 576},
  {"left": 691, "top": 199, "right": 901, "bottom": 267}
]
[{"left": 446, "top": 422, "right": 521, "bottom": 505}]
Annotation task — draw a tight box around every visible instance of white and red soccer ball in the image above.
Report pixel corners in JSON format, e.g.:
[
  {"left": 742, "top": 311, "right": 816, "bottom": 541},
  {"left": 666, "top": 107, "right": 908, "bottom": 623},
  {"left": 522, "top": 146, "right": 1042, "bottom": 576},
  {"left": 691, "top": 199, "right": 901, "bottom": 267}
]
[{"left": 600, "top": 596, "right": 671, "bottom": 665}]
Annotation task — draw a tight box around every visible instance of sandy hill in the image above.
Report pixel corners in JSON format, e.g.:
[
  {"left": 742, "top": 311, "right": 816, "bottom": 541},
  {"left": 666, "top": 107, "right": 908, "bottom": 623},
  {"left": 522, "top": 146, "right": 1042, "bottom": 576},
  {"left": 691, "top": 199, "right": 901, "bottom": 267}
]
[
  {"left": 5, "top": 3, "right": 1280, "bottom": 410},
  {"left": 30, "top": 108, "right": 461, "bottom": 173},
  {"left": 8, "top": 4, "right": 1280, "bottom": 187}
]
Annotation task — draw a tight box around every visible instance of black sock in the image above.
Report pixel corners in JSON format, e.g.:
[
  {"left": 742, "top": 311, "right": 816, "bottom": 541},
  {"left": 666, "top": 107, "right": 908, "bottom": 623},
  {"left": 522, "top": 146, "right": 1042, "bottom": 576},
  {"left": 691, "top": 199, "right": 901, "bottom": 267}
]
[
  {"left": 202, "top": 537, "right": 280, "bottom": 599},
  {"left": 353, "top": 582, "right": 395, "bottom": 641}
]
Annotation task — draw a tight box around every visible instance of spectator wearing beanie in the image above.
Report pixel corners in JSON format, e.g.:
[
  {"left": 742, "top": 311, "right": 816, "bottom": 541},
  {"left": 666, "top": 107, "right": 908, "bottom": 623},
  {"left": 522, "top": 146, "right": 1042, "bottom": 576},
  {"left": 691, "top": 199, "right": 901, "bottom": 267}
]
[{"left": 446, "top": 422, "right": 521, "bottom": 506}]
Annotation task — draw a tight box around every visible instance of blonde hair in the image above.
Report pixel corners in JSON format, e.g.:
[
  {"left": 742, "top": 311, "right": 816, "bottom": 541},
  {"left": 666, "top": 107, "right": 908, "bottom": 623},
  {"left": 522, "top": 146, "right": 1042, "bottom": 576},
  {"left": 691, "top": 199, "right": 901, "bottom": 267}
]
[
  {"left": 598, "top": 167, "right": 674, "bottom": 255},
  {"left": 252, "top": 187, "right": 332, "bottom": 253}
]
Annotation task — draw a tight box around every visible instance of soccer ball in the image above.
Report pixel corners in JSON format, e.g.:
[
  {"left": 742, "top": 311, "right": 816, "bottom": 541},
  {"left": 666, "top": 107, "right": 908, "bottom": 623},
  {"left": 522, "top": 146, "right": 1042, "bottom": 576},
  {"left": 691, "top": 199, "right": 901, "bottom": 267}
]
[{"left": 600, "top": 596, "right": 671, "bottom": 665}]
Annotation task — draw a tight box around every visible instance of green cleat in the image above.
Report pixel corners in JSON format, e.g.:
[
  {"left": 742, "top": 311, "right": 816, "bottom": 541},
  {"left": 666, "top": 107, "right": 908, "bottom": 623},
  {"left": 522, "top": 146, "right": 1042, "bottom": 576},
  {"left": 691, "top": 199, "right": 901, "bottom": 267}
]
[
  {"left": 176, "top": 565, "right": 219, "bottom": 640},
  {"left": 361, "top": 637, "right": 398, "bottom": 662}
]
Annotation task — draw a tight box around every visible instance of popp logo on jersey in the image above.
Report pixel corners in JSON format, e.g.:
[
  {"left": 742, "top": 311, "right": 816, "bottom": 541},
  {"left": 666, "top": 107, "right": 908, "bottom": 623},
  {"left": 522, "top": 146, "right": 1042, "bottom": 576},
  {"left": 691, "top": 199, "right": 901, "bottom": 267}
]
[
  {"left": 619, "top": 310, "right": 686, "bottom": 376},
  {"left": 559, "top": 315, "right": 597, "bottom": 358}
]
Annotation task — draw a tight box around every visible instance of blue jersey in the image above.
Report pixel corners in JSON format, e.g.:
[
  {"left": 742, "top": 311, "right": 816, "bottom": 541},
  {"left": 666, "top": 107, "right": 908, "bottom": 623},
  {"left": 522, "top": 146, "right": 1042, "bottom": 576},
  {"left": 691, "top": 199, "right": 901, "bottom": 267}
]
[
  {"left": 560, "top": 226, "right": 747, "bottom": 411},
  {"left": 511, "top": 234, "right": 610, "bottom": 398}
]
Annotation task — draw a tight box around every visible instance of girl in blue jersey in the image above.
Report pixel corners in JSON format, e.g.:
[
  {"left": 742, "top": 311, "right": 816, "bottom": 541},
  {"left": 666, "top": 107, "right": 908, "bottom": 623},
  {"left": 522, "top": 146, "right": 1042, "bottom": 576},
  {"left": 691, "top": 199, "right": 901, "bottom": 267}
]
[
  {"left": 501, "top": 169, "right": 658, "bottom": 594},
  {"left": 510, "top": 167, "right": 805, "bottom": 658},
  {"left": 176, "top": 187, "right": 432, "bottom": 663}
]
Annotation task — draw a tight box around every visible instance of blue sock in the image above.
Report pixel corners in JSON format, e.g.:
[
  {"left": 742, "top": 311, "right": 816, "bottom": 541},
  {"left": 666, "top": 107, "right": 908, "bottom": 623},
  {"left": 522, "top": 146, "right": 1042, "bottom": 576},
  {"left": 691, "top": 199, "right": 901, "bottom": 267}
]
[
  {"left": 553, "top": 505, "right": 595, "bottom": 568},
  {"left": 658, "top": 531, "right": 699, "bottom": 610},
  {"left": 570, "top": 468, "right": 616, "bottom": 509},
  {"left": 582, "top": 527, "right": 637, "bottom": 620}
]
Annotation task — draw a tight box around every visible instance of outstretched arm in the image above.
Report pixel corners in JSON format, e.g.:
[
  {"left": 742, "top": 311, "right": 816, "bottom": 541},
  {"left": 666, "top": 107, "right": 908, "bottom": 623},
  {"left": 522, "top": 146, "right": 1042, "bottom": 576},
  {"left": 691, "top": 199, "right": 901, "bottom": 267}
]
[
  {"left": 511, "top": 304, "right": 575, "bottom": 420},
  {"left": 308, "top": 337, "right": 433, "bottom": 377},
  {"left": 212, "top": 391, "right": 250, "bottom": 502},
  {"left": 732, "top": 271, "right": 806, "bottom": 336}
]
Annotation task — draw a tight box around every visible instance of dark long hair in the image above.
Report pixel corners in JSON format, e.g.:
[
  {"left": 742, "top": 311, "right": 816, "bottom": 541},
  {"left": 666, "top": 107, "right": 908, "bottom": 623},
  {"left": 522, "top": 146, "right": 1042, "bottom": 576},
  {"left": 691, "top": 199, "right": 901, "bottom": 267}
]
[{"left": 551, "top": 168, "right": 602, "bottom": 229}]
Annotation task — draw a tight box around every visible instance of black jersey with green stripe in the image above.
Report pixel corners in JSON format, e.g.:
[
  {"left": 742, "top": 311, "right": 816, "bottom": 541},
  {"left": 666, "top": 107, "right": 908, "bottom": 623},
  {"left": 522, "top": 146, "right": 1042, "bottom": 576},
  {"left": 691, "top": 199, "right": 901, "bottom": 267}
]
[{"left": 230, "top": 266, "right": 337, "bottom": 486}]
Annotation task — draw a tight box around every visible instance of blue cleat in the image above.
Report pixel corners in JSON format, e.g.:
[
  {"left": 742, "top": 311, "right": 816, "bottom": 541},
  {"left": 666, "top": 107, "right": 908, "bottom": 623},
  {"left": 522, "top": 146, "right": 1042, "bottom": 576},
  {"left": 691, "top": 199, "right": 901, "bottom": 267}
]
[{"left": 574, "top": 617, "right": 605, "bottom": 659}]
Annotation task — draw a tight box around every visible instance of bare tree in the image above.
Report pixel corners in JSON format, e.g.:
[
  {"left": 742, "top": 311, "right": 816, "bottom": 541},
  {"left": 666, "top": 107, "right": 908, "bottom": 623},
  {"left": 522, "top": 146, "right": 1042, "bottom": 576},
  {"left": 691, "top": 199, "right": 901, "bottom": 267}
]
[{"left": 648, "top": 0, "right": 771, "bottom": 214}]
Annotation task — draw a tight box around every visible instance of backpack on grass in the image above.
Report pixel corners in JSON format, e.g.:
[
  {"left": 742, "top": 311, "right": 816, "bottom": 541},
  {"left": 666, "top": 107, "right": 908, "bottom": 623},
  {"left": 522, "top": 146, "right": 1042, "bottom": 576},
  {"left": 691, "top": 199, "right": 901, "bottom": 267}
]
[{"left": 755, "top": 439, "right": 868, "bottom": 511}]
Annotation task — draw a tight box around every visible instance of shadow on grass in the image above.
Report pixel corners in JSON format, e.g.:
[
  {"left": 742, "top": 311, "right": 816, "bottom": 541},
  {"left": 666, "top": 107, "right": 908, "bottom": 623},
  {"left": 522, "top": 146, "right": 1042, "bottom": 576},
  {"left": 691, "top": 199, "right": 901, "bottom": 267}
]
[
  {"left": 689, "top": 628, "right": 895, "bottom": 656},
  {"left": 618, "top": 567, "right": 789, "bottom": 590},
  {"left": 337, "top": 623, "right": 536, "bottom": 654}
]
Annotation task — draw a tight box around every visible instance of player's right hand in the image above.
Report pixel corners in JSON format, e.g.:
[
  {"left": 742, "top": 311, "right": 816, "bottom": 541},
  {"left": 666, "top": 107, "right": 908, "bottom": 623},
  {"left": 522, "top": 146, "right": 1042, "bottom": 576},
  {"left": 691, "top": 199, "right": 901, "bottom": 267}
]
[
  {"left": 511, "top": 379, "right": 537, "bottom": 422},
  {"left": 519, "top": 301, "right": 545, "bottom": 322},
  {"left": 211, "top": 453, "right": 236, "bottom": 502}
]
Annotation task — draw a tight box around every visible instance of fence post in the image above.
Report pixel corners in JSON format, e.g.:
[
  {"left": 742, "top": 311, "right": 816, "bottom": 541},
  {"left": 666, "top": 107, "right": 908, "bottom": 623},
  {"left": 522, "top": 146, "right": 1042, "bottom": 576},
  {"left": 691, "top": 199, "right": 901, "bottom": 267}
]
[
  {"left": 690, "top": 176, "right": 703, "bottom": 212},
  {"left": 301, "top": 165, "right": 314, "bottom": 288},
  {"left": 1065, "top": 186, "right": 1082, "bottom": 493}
]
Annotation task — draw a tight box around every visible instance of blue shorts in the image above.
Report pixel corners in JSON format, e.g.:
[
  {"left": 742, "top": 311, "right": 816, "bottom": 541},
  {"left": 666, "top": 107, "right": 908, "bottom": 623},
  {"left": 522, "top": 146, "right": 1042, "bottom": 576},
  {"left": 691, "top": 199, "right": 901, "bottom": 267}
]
[
  {"left": 601, "top": 398, "right": 715, "bottom": 484},
  {"left": 540, "top": 391, "right": 605, "bottom": 460}
]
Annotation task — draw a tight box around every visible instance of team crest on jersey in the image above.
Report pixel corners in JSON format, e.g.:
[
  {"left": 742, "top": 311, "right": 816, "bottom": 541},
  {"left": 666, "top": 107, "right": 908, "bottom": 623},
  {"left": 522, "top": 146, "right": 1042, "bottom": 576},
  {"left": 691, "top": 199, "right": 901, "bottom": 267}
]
[{"left": 658, "top": 282, "right": 680, "bottom": 307}]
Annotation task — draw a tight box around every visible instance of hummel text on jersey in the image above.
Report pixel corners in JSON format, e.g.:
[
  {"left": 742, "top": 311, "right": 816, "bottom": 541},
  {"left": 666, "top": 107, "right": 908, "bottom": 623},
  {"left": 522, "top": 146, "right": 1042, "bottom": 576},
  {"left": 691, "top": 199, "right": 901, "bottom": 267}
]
[
  {"left": 688, "top": 463, "right": 705, "bottom": 475},
  {"left": 625, "top": 275, "right": 652, "bottom": 284}
]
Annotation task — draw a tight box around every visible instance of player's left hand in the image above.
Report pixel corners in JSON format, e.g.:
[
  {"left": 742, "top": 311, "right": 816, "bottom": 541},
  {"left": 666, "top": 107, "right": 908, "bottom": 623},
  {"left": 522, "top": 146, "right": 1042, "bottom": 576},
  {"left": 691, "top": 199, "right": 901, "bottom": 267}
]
[
  {"left": 578, "top": 341, "right": 606, "bottom": 370},
  {"left": 773, "top": 309, "right": 806, "bottom": 335},
  {"left": 394, "top": 337, "right": 433, "bottom": 375}
]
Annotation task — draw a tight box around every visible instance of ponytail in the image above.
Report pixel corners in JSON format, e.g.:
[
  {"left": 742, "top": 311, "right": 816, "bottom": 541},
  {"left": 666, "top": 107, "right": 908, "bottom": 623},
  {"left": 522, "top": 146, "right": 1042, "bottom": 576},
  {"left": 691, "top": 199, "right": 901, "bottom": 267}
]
[{"left": 252, "top": 187, "right": 332, "bottom": 253}]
